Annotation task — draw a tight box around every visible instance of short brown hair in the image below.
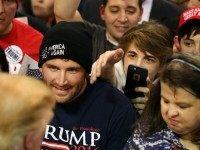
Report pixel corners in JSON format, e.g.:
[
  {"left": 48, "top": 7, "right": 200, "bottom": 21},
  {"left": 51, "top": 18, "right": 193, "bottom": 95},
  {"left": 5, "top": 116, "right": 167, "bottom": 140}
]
[{"left": 119, "top": 20, "right": 173, "bottom": 66}]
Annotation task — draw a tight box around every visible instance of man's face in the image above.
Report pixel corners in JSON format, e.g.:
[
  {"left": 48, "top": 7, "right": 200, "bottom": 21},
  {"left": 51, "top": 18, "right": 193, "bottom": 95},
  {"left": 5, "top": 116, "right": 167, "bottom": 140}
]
[
  {"left": 0, "top": 0, "right": 17, "bottom": 36},
  {"left": 180, "top": 31, "right": 200, "bottom": 55},
  {"left": 101, "top": 0, "right": 142, "bottom": 43},
  {"left": 31, "top": 0, "right": 54, "bottom": 19},
  {"left": 40, "top": 59, "right": 87, "bottom": 103},
  {"left": 161, "top": 82, "right": 200, "bottom": 138},
  {"left": 123, "top": 43, "right": 160, "bottom": 83}
]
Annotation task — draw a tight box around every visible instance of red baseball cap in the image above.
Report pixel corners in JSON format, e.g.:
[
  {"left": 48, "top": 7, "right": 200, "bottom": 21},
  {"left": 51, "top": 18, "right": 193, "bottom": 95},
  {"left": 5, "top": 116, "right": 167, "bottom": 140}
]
[{"left": 178, "top": 6, "right": 200, "bottom": 33}]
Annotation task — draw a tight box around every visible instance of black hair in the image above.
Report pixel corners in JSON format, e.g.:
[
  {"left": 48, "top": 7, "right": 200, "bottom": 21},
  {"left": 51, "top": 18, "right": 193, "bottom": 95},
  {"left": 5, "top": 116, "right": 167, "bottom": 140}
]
[
  {"left": 21, "top": 0, "right": 33, "bottom": 16},
  {"left": 102, "top": 0, "right": 144, "bottom": 8}
]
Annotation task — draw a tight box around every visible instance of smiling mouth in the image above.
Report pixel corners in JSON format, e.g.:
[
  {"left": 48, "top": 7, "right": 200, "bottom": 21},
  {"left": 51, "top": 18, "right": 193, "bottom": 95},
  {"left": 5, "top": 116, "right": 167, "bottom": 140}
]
[
  {"left": 115, "top": 26, "right": 129, "bottom": 32},
  {"left": 53, "top": 88, "right": 71, "bottom": 97},
  {"left": 54, "top": 86, "right": 71, "bottom": 91}
]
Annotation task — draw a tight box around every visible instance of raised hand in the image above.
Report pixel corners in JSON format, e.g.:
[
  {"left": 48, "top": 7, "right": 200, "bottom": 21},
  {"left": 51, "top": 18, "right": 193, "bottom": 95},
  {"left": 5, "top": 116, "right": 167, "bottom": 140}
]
[{"left": 90, "top": 48, "right": 124, "bottom": 84}]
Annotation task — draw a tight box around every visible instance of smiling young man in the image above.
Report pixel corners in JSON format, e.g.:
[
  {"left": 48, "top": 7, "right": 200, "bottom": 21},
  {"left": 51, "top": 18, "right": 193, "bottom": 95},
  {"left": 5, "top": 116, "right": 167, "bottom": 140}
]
[
  {"left": 39, "top": 21, "right": 137, "bottom": 150},
  {"left": 54, "top": 0, "right": 143, "bottom": 61},
  {"left": 0, "top": 0, "right": 43, "bottom": 74}
]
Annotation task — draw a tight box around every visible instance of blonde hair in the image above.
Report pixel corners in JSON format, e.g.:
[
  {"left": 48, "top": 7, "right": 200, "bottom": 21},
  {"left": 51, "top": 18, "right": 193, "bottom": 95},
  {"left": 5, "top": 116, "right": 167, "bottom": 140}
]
[{"left": 0, "top": 73, "right": 55, "bottom": 150}]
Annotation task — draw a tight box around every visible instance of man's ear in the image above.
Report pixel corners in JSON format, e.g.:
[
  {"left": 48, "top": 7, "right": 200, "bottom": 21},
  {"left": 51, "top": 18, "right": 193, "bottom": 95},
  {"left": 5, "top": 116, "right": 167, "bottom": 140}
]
[
  {"left": 173, "top": 36, "right": 181, "bottom": 53},
  {"left": 139, "top": 7, "right": 143, "bottom": 22},
  {"left": 99, "top": 5, "right": 106, "bottom": 21}
]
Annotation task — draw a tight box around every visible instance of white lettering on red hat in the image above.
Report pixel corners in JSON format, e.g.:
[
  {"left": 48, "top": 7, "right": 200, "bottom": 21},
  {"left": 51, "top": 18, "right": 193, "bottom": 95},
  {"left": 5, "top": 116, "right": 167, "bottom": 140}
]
[
  {"left": 183, "top": 7, "right": 200, "bottom": 21},
  {"left": 5, "top": 45, "right": 23, "bottom": 74}
]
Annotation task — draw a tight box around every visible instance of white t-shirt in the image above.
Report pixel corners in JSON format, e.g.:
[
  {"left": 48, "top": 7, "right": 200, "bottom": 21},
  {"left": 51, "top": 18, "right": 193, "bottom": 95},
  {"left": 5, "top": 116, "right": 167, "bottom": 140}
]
[
  {"left": 114, "top": 60, "right": 126, "bottom": 92},
  {"left": 139, "top": 0, "right": 153, "bottom": 23}
]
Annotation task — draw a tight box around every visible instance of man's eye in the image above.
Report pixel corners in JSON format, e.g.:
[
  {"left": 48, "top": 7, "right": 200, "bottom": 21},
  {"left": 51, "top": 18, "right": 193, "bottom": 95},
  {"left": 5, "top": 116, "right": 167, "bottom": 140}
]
[
  {"left": 145, "top": 57, "right": 156, "bottom": 63},
  {"left": 67, "top": 68, "right": 79, "bottom": 74},
  {"left": 49, "top": 67, "right": 58, "bottom": 72},
  {"left": 127, "top": 52, "right": 136, "bottom": 58},
  {"left": 183, "top": 40, "right": 194, "bottom": 47},
  {"left": 69, "top": 70, "right": 77, "bottom": 74},
  {"left": 126, "top": 9, "right": 136, "bottom": 15},
  {"left": 128, "top": 54, "right": 136, "bottom": 58},
  {"left": 110, "top": 9, "right": 119, "bottom": 13},
  {"left": 109, "top": 6, "right": 119, "bottom": 13}
]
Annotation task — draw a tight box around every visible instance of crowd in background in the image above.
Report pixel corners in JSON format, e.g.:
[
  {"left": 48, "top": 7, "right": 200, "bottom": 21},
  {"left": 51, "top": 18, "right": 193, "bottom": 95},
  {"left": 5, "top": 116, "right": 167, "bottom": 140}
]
[{"left": 0, "top": 0, "right": 199, "bottom": 149}]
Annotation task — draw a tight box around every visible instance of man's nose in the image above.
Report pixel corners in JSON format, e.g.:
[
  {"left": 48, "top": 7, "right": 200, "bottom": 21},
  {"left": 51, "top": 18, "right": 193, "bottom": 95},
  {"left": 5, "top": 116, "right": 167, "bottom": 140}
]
[
  {"left": 135, "top": 59, "right": 144, "bottom": 68},
  {"left": 57, "top": 71, "right": 68, "bottom": 86},
  {"left": 118, "top": 11, "right": 128, "bottom": 23}
]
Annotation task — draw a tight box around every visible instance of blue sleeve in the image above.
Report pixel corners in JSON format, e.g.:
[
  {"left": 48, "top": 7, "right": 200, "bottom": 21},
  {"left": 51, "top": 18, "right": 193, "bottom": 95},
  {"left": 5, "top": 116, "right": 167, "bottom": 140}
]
[{"left": 106, "top": 101, "right": 138, "bottom": 150}]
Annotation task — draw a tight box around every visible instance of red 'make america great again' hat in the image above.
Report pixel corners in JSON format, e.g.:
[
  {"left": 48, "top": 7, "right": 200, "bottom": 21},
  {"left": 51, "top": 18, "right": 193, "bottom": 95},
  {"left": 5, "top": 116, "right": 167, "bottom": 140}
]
[{"left": 177, "top": 6, "right": 200, "bottom": 34}]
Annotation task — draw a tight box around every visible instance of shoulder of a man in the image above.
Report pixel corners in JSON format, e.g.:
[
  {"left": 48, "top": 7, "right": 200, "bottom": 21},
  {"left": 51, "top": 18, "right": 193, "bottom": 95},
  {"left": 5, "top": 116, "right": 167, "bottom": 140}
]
[
  {"left": 83, "top": 20, "right": 105, "bottom": 35},
  {"left": 13, "top": 19, "right": 43, "bottom": 38},
  {"left": 90, "top": 79, "right": 138, "bottom": 117},
  {"left": 91, "top": 80, "right": 138, "bottom": 149}
]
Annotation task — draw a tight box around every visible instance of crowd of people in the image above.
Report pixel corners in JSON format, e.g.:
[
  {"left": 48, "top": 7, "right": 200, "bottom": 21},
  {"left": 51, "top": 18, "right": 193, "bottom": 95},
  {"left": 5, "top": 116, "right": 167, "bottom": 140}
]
[{"left": 0, "top": 0, "right": 199, "bottom": 149}]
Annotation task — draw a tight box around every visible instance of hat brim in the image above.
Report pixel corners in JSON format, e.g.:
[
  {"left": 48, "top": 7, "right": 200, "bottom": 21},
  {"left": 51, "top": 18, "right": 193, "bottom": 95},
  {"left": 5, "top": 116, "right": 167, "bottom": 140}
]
[{"left": 178, "top": 19, "right": 200, "bottom": 35}]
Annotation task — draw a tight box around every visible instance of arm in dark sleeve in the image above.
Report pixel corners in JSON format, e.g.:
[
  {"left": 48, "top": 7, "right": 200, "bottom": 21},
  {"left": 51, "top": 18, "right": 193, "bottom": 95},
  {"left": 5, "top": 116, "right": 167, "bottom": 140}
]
[{"left": 106, "top": 100, "right": 138, "bottom": 150}]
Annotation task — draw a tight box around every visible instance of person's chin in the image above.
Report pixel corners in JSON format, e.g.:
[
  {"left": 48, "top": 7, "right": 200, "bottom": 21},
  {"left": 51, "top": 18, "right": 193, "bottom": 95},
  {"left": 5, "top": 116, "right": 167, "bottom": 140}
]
[
  {"left": 55, "top": 95, "right": 71, "bottom": 103},
  {"left": 170, "top": 127, "right": 185, "bottom": 135},
  {"left": 167, "top": 122, "right": 183, "bottom": 134},
  {"left": 113, "top": 31, "right": 124, "bottom": 40}
]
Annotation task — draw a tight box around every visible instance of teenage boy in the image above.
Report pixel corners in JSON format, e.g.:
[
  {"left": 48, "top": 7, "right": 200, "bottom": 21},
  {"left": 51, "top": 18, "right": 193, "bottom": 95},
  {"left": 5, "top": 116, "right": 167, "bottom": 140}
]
[{"left": 90, "top": 21, "right": 173, "bottom": 113}]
